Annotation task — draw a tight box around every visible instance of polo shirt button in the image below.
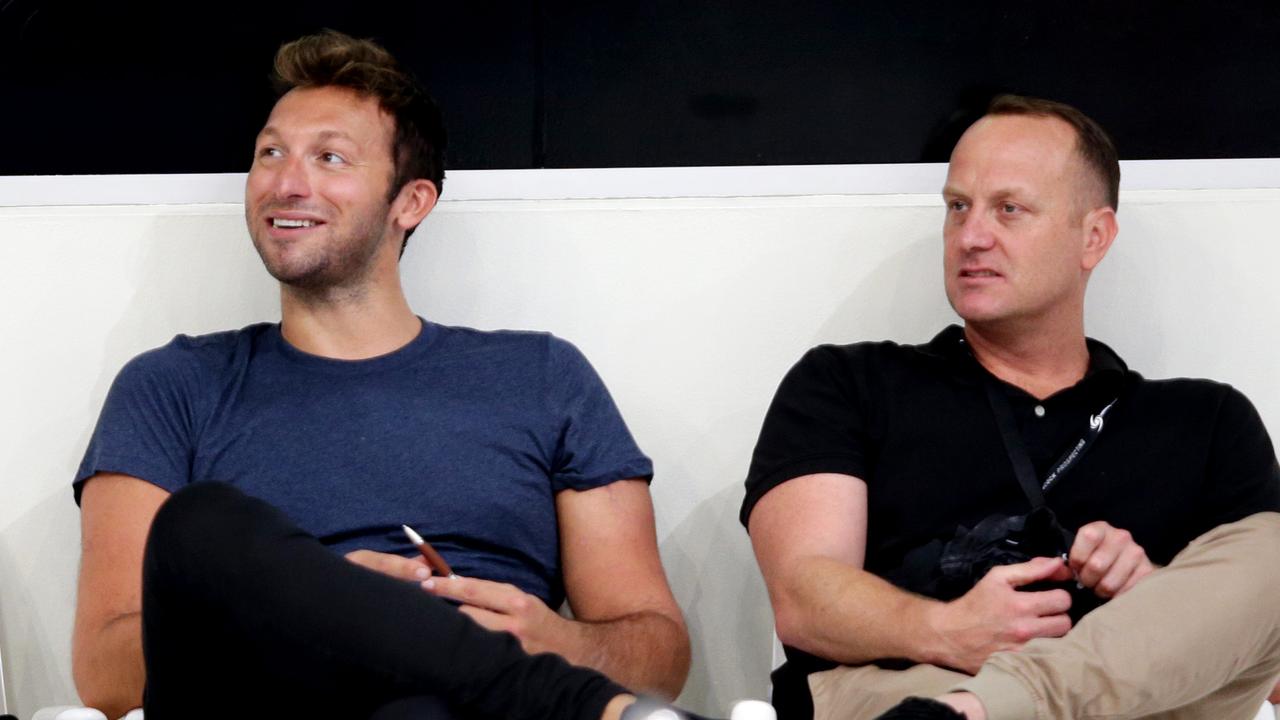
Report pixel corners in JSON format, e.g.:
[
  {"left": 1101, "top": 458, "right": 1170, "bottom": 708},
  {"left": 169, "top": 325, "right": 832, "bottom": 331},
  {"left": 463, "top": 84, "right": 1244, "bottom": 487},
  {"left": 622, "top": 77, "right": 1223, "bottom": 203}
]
[{"left": 1034, "top": 405, "right": 1046, "bottom": 417}]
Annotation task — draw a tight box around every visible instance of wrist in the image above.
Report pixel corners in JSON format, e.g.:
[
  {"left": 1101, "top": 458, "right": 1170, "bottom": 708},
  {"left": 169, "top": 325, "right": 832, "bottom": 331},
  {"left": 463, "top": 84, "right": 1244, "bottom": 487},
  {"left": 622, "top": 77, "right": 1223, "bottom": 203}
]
[
  {"left": 916, "top": 599, "right": 955, "bottom": 667},
  {"left": 550, "top": 613, "right": 597, "bottom": 665}
]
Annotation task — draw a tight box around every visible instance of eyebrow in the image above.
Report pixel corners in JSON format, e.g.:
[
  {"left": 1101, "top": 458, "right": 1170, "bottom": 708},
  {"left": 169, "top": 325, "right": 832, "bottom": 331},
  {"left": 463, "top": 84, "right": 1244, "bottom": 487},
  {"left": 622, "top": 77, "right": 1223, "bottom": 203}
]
[
  {"left": 941, "top": 184, "right": 1032, "bottom": 200},
  {"left": 316, "top": 129, "right": 358, "bottom": 145},
  {"left": 255, "top": 127, "right": 359, "bottom": 146}
]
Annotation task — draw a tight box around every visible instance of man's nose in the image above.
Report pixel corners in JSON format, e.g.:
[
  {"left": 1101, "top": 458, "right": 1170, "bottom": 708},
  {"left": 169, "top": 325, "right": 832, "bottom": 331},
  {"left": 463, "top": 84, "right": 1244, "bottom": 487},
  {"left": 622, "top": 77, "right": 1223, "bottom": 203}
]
[
  {"left": 955, "top": 209, "right": 997, "bottom": 251},
  {"left": 272, "top": 155, "right": 312, "bottom": 199}
]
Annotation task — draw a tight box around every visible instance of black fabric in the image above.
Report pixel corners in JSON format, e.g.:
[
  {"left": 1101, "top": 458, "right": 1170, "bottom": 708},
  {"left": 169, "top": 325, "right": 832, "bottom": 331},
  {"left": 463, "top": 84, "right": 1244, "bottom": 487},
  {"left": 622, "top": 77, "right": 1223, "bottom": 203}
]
[
  {"left": 871, "top": 697, "right": 966, "bottom": 720},
  {"left": 979, "top": 370, "right": 1116, "bottom": 505},
  {"left": 742, "top": 325, "right": 1280, "bottom": 718},
  {"left": 142, "top": 482, "right": 627, "bottom": 720},
  {"left": 369, "top": 696, "right": 459, "bottom": 720}
]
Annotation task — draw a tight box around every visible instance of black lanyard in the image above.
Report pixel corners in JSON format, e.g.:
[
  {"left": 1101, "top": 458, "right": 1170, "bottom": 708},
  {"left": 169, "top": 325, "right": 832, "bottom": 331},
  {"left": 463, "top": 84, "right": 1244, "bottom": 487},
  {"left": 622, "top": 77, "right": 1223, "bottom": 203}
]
[{"left": 982, "top": 376, "right": 1117, "bottom": 508}]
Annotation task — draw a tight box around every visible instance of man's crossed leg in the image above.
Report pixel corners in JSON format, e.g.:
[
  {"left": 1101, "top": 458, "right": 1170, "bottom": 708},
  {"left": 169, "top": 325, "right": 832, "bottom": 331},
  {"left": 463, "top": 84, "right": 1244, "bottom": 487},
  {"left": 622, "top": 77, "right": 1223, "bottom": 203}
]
[{"left": 810, "top": 513, "right": 1280, "bottom": 720}]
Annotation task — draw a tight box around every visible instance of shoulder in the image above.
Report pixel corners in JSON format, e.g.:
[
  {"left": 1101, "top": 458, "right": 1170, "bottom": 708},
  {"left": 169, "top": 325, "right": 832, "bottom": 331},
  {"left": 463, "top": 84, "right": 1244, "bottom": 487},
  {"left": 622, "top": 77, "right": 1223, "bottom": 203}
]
[
  {"left": 114, "top": 324, "right": 272, "bottom": 392},
  {"left": 429, "top": 322, "right": 556, "bottom": 352},
  {"left": 1132, "top": 374, "right": 1247, "bottom": 407},
  {"left": 1133, "top": 375, "right": 1265, "bottom": 424},
  {"left": 800, "top": 337, "right": 932, "bottom": 368},
  {"left": 428, "top": 323, "right": 591, "bottom": 367},
  {"left": 784, "top": 336, "right": 944, "bottom": 388}
]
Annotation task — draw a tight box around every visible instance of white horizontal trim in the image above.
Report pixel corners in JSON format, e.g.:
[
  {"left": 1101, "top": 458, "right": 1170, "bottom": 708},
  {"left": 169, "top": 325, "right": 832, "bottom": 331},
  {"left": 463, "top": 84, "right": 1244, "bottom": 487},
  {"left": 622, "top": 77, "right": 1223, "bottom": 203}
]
[
  {"left": 447, "top": 163, "right": 951, "bottom": 200},
  {"left": 5, "top": 188, "right": 1275, "bottom": 220},
  {"left": 1, "top": 173, "right": 248, "bottom": 208},
  {"left": 2, "top": 158, "right": 1278, "bottom": 207},
  {"left": 1122, "top": 158, "right": 1280, "bottom": 193}
]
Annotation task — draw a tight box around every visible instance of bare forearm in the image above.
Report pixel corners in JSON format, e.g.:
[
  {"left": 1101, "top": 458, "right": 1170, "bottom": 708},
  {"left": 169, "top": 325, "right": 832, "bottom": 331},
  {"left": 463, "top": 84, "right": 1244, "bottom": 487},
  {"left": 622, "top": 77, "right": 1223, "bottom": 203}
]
[
  {"left": 72, "top": 612, "right": 145, "bottom": 718},
  {"left": 559, "top": 610, "right": 691, "bottom": 700},
  {"left": 774, "top": 555, "right": 945, "bottom": 667}
]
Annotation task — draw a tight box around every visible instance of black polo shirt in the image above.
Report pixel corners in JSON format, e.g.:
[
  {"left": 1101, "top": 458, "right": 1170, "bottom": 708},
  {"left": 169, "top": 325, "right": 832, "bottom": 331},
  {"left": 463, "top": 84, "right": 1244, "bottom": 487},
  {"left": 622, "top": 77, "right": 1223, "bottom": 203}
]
[{"left": 742, "top": 325, "right": 1280, "bottom": 717}]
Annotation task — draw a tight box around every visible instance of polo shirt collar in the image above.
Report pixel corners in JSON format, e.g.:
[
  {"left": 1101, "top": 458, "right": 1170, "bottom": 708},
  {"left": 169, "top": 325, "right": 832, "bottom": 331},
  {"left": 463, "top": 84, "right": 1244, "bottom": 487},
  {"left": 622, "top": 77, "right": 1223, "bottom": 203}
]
[{"left": 923, "top": 324, "right": 1129, "bottom": 391}]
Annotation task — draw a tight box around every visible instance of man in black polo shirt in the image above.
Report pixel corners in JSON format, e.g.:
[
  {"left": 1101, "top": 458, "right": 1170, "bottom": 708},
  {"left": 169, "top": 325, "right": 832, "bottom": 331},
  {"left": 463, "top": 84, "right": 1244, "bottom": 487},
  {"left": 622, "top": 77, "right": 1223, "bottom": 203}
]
[{"left": 742, "top": 95, "right": 1280, "bottom": 720}]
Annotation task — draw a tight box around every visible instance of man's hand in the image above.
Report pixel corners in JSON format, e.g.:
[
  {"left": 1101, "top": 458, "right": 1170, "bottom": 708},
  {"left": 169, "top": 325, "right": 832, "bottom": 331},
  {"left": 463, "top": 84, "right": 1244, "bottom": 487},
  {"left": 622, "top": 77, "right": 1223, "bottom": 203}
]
[
  {"left": 345, "top": 549, "right": 433, "bottom": 583},
  {"left": 423, "top": 575, "right": 569, "bottom": 656},
  {"left": 1269, "top": 677, "right": 1280, "bottom": 705},
  {"left": 1069, "top": 521, "right": 1156, "bottom": 598},
  {"left": 927, "top": 556, "right": 1074, "bottom": 674}
]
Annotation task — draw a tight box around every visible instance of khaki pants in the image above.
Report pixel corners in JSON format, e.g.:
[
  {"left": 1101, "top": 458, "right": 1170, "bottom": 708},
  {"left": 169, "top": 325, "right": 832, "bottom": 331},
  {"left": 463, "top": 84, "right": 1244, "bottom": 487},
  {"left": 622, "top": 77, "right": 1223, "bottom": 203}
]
[{"left": 810, "top": 512, "right": 1280, "bottom": 720}]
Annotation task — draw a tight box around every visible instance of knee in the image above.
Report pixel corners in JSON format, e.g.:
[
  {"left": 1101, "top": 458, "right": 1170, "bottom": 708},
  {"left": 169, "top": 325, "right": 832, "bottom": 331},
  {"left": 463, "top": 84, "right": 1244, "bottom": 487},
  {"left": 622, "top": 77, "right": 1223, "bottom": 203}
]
[
  {"left": 1229, "top": 511, "right": 1280, "bottom": 569},
  {"left": 148, "top": 482, "right": 244, "bottom": 554},
  {"left": 1192, "top": 512, "right": 1280, "bottom": 590},
  {"left": 1244, "top": 512, "right": 1280, "bottom": 580},
  {"left": 144, "top": 482, "right": 264, "bottom": 582}
]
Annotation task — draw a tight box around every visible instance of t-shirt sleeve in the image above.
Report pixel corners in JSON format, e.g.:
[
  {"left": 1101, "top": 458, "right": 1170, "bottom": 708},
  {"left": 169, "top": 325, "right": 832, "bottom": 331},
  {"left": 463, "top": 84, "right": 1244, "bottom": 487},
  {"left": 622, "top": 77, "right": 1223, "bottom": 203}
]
[
  {"left": 546, "top": 338, "right": 653, "bottom": 492},
  {"left": 740, "top": 345, "right": 872, "bottom": 527},
  {"left": 74, "top": 343, "right": 205, "bottom": 504},
  {"left": 1192, "top": 384, "right": 1280, "bottom": 537}
]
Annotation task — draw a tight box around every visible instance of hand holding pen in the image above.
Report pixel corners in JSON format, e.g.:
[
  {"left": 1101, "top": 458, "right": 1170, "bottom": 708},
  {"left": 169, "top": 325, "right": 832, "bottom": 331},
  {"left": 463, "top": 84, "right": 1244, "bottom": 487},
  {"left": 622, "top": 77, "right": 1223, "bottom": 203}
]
[
  {"left": 400, "top": 525, "right": 570, "bottom": 654},
  {"left": 342, "top": 526, "right": 457, "bottom": 582},
  {"left": 402, "top": 524, "right": 459, "bottom": 579}
]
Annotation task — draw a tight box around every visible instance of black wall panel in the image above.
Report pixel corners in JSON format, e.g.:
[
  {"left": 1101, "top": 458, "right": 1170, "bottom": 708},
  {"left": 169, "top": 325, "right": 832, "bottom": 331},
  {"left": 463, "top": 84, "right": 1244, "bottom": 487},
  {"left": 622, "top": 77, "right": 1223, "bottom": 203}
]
[{"left": 2, "top": 1, "right": 1277, "bottom": 176}]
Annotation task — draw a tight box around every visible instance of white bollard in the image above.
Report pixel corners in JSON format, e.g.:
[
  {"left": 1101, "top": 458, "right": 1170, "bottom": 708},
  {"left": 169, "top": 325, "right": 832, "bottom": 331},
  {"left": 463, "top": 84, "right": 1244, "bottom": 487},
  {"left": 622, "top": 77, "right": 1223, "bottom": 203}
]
[
  {"left": 730, "top": 699, "right": 777, "bottom": 720},
  {"left": 51, "top": 710, "right": 109, "bottom": 720}
]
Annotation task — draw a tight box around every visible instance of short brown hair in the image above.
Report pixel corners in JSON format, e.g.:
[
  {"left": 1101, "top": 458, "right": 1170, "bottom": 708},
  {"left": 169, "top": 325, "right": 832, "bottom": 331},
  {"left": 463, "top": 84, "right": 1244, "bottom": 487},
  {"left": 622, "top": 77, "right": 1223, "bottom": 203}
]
[
  {"left": 986, "top": 94, "right": 1120, "bottom": 210},
  {"left": 271, "top": 30, "right": 446, "bottom": 250}
]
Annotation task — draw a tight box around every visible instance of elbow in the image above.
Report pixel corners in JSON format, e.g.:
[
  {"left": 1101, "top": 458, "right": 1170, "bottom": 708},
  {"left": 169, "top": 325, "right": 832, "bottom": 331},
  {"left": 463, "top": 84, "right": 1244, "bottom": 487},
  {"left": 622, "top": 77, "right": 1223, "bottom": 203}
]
[
  {"left": 73, "top": 672, "right": 142, "bottom": 720},
  {"left": 647, "top": 645, "right": 691, "bottom": 701},
  {"left": 771, "top": 599, "right": 821, "bottom": 657},
  {"left": 72, "top": 625, "right": 145, "bottom": 719},
  {"left": 639, "top": 612, "right": 691, "bottom": 701},
  {"left": 666, "top": 627, "right": 692, "bottom": 699},
  {"left": 764, "top": 560, "right": 833, "bottom": 655},
  {"left": 772, "top": 609, "right": 804, "bottom": 650},
  {"left": 650, "top": 613, "right": 692, "bottom": 700}
]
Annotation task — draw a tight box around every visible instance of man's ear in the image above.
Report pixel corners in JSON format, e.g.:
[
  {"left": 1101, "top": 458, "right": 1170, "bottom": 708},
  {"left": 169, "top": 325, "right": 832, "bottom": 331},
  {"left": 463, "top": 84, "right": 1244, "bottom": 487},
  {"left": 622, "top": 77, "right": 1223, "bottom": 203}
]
[
  {"left": 391, "top": 179, "right": 439, "bottom": 232},
  {"left": 1080, "top": 205, "right": 1118, "bottom": 272}
]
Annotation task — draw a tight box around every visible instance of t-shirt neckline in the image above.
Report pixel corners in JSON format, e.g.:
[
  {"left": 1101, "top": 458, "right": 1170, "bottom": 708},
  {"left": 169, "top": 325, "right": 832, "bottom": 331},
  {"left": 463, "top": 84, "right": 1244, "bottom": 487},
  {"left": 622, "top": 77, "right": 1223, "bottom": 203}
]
[{"left": 268, "top": 317, "right": 438, "bottom": 375}]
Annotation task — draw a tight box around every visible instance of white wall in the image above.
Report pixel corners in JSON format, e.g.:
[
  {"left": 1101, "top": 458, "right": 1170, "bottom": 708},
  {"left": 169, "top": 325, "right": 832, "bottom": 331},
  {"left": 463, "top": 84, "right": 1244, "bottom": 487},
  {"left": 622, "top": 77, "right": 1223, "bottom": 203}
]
[{"left": 1, "top": 174, "right": 1278, "bottom": 717}]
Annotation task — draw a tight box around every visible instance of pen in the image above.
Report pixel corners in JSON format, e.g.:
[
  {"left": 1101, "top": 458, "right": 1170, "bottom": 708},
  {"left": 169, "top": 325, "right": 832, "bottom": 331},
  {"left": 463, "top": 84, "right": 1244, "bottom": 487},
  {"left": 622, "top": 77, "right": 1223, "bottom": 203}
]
[{"left": 402, "top": 524, "right": 458, "bottom": 578}]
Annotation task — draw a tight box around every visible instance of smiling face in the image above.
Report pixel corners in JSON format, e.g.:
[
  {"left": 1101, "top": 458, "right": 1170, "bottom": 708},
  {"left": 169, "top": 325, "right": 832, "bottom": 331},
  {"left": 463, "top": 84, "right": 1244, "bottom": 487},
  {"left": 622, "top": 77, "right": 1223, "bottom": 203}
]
[
  {"left": 942, "top": 113, "right": 1109, "bottom": 331},
  {"left": 245, "top": 85, "right": 400, "bottom": 291}
]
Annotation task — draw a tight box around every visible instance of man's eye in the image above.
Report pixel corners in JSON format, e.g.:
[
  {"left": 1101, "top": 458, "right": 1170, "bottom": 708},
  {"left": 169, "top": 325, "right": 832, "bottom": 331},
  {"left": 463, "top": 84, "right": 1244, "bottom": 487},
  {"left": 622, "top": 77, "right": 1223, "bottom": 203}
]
[
  {"left": 948, "top": 200, "right": 969, "bottom": 212},
  {"left": 257, "top": 147, "right": 282, "bottom": 159},
  {"left": 320, "top": 152, "right": 347, "bottom": 164},
  {"left": 1001, "top": 203, "right": 1019, "bottom": 214}
]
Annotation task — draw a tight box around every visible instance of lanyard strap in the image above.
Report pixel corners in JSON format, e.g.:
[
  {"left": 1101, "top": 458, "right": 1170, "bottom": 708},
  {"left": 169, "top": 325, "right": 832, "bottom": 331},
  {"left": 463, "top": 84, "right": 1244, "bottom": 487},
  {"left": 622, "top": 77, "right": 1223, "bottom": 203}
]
[{"left": 982, "top": 376, "right": 1117, "bottom": 508}]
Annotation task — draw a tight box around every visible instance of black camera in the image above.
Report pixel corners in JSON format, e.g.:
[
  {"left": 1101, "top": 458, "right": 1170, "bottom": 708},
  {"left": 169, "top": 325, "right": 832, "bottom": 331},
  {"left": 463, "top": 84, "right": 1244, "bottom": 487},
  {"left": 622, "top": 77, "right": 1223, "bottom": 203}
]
[
  {"left": 941, "top": 507, "right": 1100, "bottom": 620},
  {"left": 893, "top": 507, "right": 1102, "bottom": 622}
]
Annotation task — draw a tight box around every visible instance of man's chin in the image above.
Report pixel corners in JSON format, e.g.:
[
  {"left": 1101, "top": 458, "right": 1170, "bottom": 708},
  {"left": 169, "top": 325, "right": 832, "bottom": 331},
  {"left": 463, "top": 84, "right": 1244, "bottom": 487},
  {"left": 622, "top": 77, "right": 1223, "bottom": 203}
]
[
  {"left": 251, "top": 225, "right": 388, "bottom": 295},
  {"left": 262, "top": 259, "right": 337, "bottom": 290},
  {"left": 947, "top": 296, "right": 1008, "bottom": 325},
  {"left": 253, "top": 241, "right": 327, "bottom": 285}
]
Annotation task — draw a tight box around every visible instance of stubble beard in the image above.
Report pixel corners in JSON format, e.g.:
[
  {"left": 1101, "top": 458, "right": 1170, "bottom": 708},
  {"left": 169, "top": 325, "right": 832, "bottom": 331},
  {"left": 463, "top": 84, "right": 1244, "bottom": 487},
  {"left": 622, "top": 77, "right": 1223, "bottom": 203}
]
[{"left": 251, "top": 205, "right": 393, "bottom": 301}]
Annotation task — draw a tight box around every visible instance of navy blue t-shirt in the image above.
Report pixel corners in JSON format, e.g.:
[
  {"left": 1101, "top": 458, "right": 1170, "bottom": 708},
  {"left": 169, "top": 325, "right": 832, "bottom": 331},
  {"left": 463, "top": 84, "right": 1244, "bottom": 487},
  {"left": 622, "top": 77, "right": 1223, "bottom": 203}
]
[{"left": 76, "top": 320, "right": 653, "bottom": 607}]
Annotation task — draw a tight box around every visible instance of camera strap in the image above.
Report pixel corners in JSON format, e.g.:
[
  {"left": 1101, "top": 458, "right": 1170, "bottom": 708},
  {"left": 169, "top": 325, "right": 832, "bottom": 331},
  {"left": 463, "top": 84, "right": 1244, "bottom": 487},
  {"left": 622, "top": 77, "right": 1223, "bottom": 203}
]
[{"left": 982, "top": 375, "right": 1117, "bottom": 507}]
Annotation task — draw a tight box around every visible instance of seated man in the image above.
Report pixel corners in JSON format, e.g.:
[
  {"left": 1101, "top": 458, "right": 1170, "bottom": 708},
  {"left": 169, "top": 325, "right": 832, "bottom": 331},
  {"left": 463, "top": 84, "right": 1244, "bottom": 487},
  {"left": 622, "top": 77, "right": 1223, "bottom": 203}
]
[
  {"left": 742, "top": 95, "right": 1280, "bottom": 720},
  {"left": 72, "top": 30, "right": 690, "bottom": 719}
]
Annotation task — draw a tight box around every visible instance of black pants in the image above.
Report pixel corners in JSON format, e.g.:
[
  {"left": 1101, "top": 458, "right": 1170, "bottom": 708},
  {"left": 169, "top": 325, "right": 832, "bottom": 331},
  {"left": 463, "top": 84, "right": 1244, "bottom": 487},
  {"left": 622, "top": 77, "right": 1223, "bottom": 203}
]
[{"left": 141, "top": 482, "right": 626, "bottom": 719}]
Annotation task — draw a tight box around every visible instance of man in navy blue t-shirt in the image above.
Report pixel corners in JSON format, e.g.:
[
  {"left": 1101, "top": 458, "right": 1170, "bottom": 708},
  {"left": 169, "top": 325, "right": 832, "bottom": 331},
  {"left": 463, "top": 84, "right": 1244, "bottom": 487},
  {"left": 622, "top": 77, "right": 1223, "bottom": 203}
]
[{"left": 72, "top": 31, "right": 690, "bottom": 720}]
